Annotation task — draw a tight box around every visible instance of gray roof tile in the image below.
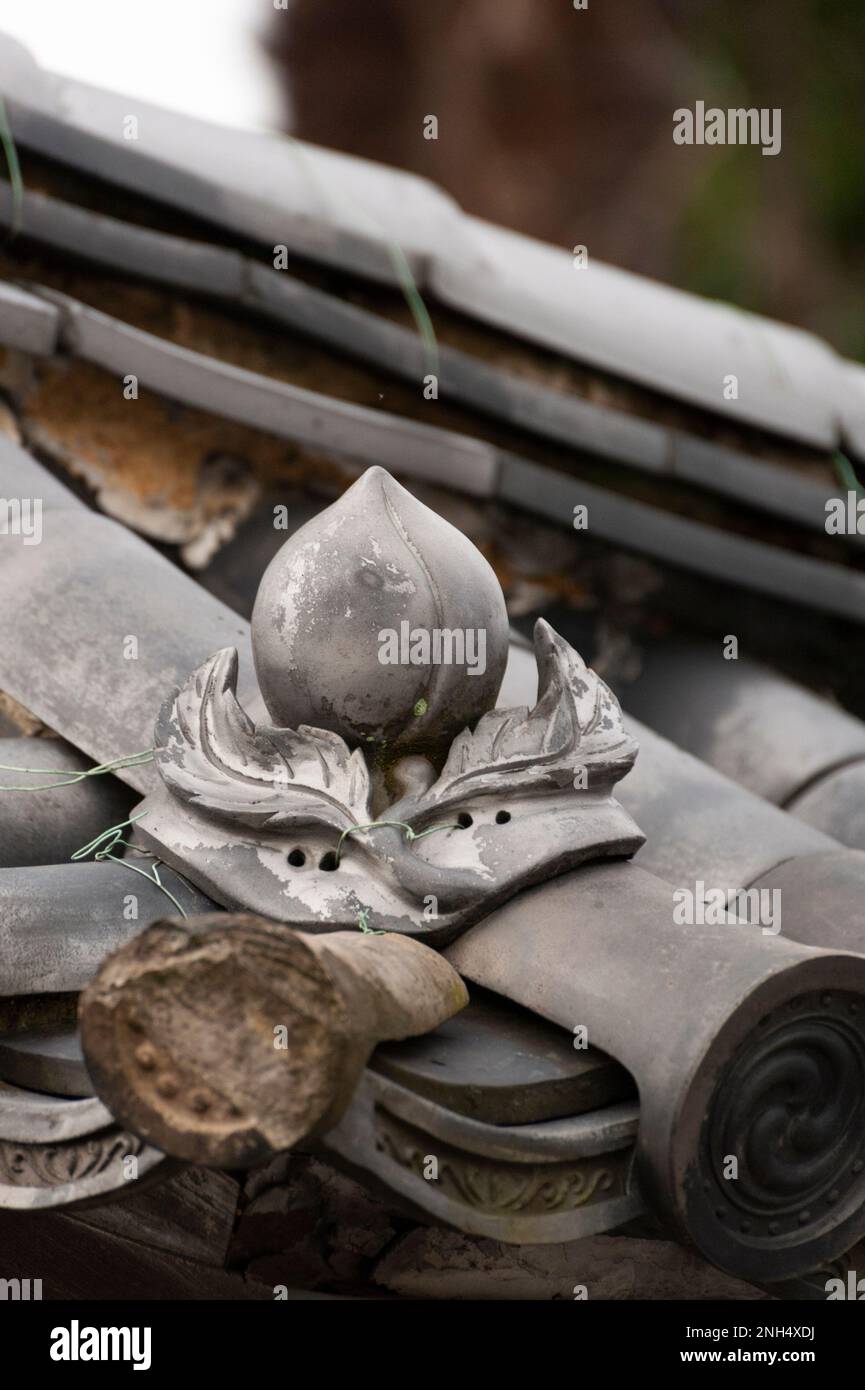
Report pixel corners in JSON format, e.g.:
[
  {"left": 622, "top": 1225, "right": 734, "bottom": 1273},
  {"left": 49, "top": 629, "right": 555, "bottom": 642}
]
[
  {"left": 2, "top": 32, "right": 859, "bottom": 454},
  {"left": 0, "top": 280, "right": 58, "bottom": 354}
]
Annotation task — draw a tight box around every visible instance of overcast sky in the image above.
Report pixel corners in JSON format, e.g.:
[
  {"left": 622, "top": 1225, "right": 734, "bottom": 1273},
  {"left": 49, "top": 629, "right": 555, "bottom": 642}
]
[{"left": 0, "top": 0, "right": 283, "bottom": 131}]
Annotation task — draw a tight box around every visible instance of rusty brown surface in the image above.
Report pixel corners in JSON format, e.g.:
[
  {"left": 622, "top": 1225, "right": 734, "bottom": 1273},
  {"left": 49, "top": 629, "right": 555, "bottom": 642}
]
[{"left": 0, "top": 689, "right": 56, "bottom": 738}]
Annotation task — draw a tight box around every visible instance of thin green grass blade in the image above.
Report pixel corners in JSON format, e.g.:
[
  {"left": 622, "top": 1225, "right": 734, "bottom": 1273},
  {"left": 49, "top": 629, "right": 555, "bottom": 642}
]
[
  {"left": 834, "top": 450, "right": 865, "bottom": 499},
  {"left": 0, "top": 95, "right": 23, "bottom": 238}
]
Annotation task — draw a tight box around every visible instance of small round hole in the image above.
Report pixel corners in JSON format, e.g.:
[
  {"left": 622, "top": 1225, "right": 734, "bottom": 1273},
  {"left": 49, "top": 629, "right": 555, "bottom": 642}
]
[
  {"left": 319, "top": 851, "right": 338, "bottom": 872},
  {"left": 495, "top": 810, "right": 511, "bottom": 825},
  {"left": 287, "top": 849, "right": 306, "bottom": 867},
  {"left": 457, "top": 812, "right": 473, "bottom": 829}
]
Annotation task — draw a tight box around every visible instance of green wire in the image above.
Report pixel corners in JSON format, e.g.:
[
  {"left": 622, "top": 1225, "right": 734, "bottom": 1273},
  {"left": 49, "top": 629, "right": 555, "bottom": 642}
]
[
  {"left": 337, "top": 816, "right": 463, "bottom": 934},
  {"left": 0, "top": 748, "right": 155, "bottom": 792},
  {"left": 71, "top": 809, "right": 188, "bottom": 918},
  {"left": 335, "top": 815, "right": 462, "bottom": 867},
  {"left": 356, "top": 906, "right": 383, "bottom": 935}
]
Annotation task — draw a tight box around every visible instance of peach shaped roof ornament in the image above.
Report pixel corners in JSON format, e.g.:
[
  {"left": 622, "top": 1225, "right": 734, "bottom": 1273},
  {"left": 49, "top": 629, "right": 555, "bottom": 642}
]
[{"left": 145, "top": 467, "right": 643, "bottom": 943}]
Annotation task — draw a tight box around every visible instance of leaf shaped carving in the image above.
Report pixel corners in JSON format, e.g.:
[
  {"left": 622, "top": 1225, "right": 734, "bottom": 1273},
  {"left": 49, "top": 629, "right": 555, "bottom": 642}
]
[
  {"left": 155, "top": 648, "right": 372, "bottom": 831},
  {"left": 408, "top": 620, "right": 637, "bottom": 815}
]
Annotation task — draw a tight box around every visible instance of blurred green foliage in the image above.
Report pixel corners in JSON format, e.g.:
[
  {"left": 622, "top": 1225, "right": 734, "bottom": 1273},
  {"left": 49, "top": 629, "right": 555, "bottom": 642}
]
[{"left": 673, "top": 0, "right": 865, "bottom": 356}]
